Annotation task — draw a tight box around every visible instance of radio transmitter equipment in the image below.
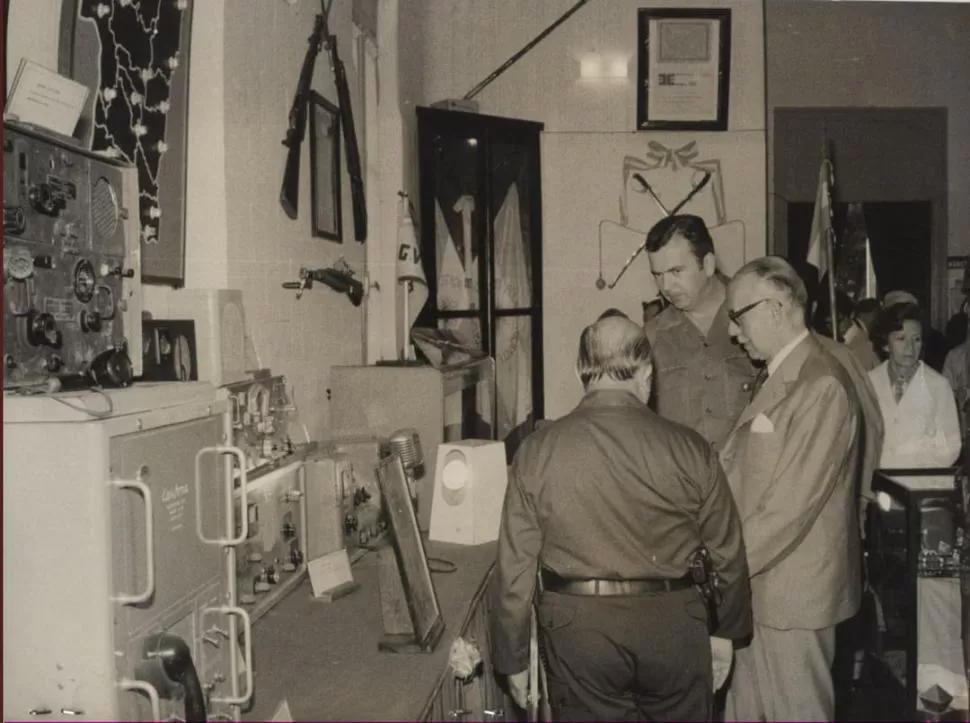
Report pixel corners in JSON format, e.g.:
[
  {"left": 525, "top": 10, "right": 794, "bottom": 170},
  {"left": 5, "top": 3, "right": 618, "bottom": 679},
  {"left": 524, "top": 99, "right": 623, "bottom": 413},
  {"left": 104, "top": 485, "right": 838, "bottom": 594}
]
[
  {"left": 2, "top": 122, "right": 143, "bottom": 388},
  {"left": 220, "top": 372, "right": 301, "bottom": 480},
  {"left": 3, "top": 383, "right": 253, "bottom": 722},
  {"left": 233, "top": 460, "right": 308, "bottom": 621}
]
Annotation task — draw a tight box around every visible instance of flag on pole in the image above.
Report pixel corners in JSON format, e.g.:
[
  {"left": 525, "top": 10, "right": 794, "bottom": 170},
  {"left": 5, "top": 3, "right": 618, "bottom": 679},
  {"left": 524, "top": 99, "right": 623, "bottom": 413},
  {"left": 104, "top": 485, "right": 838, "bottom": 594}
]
[{"left": 806, "top": 157, "right": 834, "bottom": 280}]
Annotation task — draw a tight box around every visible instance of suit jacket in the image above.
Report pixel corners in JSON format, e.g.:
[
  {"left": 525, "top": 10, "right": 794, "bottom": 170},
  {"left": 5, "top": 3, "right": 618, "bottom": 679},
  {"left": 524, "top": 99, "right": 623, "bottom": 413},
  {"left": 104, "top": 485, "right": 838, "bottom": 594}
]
[
  {"left": 815, "top": 333, "right": 885, "bottom": 503},
  {"left": 720, "top": 335, "right": 863, "bottom": 630}
]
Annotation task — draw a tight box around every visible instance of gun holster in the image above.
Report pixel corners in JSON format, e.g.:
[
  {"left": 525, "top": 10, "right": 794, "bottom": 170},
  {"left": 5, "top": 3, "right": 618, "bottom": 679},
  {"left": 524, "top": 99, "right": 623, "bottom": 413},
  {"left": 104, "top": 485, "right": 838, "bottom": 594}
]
[{"left": 688, "top": 546, "right": 721, "bottom": 634}]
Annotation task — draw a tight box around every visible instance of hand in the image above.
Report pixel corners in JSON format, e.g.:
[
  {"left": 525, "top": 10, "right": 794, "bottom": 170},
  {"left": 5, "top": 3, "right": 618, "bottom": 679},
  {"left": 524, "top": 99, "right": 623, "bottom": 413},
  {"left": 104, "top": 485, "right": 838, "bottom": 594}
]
[
  {"left": 508, "top": 669, "right": 531, "bottom": 710},
  {"left": 710, "top": 636, "right": 733, "bottom": 691}
]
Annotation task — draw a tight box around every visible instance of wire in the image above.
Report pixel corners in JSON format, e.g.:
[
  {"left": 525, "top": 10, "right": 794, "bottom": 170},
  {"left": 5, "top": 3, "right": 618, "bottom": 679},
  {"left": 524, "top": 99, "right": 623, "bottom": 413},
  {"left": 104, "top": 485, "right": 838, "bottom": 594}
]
[{"left": 49, "top": 386, "right": 115, "bottom": 419}]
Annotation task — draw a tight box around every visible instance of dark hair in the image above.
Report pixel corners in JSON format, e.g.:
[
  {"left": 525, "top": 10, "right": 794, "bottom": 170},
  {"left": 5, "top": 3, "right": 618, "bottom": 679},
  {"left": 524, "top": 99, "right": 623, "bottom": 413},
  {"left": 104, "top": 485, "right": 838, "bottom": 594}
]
[
  {"left": 873, "top": 302, "right": 922, "bottom": 349},
  {"left": 855, "top": 298, "right": 881, "bottom": 316},
  {"left": 812, "top": 290, "right": 856, "bottom": 333},
  {"left": 644, "top": 214, "right": 714, "bottom": 264}
]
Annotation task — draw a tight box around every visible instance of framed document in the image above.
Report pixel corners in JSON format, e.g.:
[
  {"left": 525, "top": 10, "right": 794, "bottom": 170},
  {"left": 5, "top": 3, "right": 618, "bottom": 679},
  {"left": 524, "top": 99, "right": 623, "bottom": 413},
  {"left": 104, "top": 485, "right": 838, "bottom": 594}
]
[
  {"left": 309, "top": 91, "right": 343, "bottom": 242},
  {"left": 636, "top": 8, "right": 731, "bottom": 131}
]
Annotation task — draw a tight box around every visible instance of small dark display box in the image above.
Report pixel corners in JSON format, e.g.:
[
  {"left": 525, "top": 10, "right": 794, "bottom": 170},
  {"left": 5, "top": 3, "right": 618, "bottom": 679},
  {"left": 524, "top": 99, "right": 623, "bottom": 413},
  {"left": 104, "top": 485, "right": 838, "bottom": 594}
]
[{"left": 141, "top": 319, "right": 198, "bottom": 382}]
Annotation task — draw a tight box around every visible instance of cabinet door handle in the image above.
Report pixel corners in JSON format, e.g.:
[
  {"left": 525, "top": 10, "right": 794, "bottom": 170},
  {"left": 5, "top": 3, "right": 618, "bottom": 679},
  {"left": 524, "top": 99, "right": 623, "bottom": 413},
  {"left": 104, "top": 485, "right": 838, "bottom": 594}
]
[
  {"left": 195, "top": 445, "right": 248, "bottom": 546},
  {"left": 109, "top": 476, "right": 155, "bottom": 604}
]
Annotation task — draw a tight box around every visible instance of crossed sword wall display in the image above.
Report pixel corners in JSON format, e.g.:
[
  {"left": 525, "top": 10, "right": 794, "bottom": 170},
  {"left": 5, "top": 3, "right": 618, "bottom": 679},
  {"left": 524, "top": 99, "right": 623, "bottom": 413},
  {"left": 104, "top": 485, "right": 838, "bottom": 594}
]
[{"left": 598, "top": 170, "right": 713, "bottom": 290}]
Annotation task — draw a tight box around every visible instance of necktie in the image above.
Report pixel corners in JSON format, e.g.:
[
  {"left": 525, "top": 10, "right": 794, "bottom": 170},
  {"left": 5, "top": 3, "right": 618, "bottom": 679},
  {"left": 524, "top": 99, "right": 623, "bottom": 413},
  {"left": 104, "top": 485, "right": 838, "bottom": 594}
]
[{"left": 750, "top": 367, "right": 767, "bottom": 402}]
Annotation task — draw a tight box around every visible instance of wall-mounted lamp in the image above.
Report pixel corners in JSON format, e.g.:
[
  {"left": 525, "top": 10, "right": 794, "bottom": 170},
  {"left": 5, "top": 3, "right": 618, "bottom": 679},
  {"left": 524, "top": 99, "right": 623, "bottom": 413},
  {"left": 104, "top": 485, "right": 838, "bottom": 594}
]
[{"left": 578, "top": 53, "right": 628, "bottom": 80}]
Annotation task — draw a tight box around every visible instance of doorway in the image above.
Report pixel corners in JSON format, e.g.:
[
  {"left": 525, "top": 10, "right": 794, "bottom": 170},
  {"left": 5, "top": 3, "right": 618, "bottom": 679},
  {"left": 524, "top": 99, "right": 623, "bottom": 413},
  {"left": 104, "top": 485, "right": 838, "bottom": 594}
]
[
  {"left": 772, "top": 108, "right": 947, "bottom": 326},
  {"left": 787, "top": 201, "right": 933, "bottom": 309}
]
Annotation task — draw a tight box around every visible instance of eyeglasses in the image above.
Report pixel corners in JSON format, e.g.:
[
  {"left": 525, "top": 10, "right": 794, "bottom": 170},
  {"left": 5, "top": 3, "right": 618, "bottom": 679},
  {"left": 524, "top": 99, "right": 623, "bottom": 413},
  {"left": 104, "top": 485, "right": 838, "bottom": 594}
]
[{"left": 727, "top": 298, "right": 771, "bottom": 325}]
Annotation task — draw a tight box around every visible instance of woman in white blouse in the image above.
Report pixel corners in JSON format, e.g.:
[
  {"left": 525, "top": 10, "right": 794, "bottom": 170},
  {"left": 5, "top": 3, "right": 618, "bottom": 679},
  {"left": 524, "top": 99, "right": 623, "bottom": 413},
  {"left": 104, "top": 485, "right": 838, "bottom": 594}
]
[
  {"left": 868, "top": 301, "right": 961, "bottom": 469},
  {"left": 867, "top": 300, "right": 965, "bottom": 711}
]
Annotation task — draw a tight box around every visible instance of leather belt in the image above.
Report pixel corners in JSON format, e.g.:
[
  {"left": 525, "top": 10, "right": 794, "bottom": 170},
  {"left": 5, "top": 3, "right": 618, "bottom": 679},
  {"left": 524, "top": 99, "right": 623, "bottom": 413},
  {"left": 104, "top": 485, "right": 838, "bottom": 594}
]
[{"left": 540, "top": 568, "right": 695, "bottom": 597}]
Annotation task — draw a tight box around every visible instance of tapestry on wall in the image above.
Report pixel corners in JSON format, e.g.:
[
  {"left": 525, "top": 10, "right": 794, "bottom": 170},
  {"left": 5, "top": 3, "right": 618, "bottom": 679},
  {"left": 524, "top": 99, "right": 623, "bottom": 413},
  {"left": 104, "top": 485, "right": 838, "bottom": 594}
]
[
  {"left": 60, "top": 0, "right": 193, "bottom": 286},
  {"left": 596, "top": 139, "right": 747, "bottom": 296}
]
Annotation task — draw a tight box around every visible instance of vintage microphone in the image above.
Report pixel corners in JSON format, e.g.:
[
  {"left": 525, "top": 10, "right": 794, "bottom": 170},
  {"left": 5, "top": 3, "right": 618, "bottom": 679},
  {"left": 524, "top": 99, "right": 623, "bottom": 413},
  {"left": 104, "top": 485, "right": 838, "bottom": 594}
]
[{"left": 388, "top": 428, "right": 424, "bottom": 510}]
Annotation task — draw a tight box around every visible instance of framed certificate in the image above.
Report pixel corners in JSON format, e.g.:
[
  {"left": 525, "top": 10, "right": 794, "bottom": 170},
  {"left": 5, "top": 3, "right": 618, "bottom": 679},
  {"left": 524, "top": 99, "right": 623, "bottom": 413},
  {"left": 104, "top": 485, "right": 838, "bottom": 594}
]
[{"left": 636, "top": 8, "right": 731, "bottom": 131}]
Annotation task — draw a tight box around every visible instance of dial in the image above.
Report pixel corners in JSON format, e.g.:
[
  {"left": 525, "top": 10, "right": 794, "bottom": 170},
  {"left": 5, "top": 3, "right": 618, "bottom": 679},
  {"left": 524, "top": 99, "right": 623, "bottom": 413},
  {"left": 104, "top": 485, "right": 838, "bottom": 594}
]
[
  {"left": 73, "top": 259, "right": 96, "bottom": 302},
  {"left": 4, "top": 246, "right": 34, "bottom": 280}
]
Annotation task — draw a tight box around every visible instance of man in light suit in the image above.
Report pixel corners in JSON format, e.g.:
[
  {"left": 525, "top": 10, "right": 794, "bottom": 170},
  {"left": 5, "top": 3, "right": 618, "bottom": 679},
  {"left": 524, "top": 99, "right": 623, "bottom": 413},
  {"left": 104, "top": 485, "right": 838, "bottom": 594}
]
[{"left": 719, "top": 256, "right": 864, "bottom": 722}]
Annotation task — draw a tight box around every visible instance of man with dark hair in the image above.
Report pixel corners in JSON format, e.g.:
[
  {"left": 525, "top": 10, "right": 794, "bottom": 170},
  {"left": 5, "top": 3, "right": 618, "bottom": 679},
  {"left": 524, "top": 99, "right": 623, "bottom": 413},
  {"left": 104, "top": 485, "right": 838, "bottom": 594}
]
[
  {"left": 491, "top": 315, "right": 752, "bottom": 721},
  {"left": 643, "top": 214, "right": 759, "bottom": 451},
  {"left": 720, "top": 256, "right": 867, "bottom": 722}
]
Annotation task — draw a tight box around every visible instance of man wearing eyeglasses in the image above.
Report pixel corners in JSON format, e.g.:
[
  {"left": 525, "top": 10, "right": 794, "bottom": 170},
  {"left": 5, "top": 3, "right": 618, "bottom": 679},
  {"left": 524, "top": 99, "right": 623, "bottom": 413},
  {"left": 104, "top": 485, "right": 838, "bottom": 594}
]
[
  {"left": 719, "top": 256, "right": 865, "bottom": 723},
  {"left": 644, "top": 215, "right": 760, "bottom": 451}
]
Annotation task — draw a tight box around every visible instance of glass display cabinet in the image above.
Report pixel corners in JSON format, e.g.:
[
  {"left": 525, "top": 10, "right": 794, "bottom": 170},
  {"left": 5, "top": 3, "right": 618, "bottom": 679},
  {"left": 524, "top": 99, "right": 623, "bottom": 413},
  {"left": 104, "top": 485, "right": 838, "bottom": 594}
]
[{"left": 868, "top": 468, "right": 967, "bottom": 720}]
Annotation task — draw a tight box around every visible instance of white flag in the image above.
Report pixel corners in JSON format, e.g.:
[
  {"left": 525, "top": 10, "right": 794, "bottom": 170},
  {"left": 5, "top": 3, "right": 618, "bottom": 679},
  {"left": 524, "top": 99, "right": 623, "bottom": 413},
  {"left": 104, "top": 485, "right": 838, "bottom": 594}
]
[{"left": 807, "top": 158, "right": 834, "bottom": 279}]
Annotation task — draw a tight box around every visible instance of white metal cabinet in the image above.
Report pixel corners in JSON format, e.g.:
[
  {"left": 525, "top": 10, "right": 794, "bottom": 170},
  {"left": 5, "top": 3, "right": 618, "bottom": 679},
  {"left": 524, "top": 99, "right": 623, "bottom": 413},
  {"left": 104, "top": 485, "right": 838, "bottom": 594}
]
[{"left": 3, "top": 382, "right": 253, "bottom": 721}]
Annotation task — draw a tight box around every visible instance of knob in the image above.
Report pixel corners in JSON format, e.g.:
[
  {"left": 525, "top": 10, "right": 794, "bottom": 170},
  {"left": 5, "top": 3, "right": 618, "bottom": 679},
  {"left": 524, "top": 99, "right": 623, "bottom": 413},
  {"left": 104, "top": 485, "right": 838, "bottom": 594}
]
[
  {"left": 344, "top": 514, "right": 358, "bottom": 532},
  {"left": 240, "top": 592, "right": 256, "bottom": 605},
  {"left": 79, "top": 310, "right": 102, "bottom": 332},
  {"left": 290, "top": 548, "right": 304, "bottom": 566},
  {"left": 281, "top": 561, "right": 296, "bottom": 572},
  {"left": 254, "top": 579, "right": 271, "bottom": 594},
  {"left": 27, "top": 312, "right": 59, "bottom": 347},
  {"left": 248, "top": 551, "right": 263, "bottom": 563},
  {"left": 45, "top": 355, "right": 64, "bottom": 373},
  {"left": 28, "top": 184, "right": 62, "bottom": 215},
  {"left": 100, "top": 263, "right": 135, "bottom": 278}
]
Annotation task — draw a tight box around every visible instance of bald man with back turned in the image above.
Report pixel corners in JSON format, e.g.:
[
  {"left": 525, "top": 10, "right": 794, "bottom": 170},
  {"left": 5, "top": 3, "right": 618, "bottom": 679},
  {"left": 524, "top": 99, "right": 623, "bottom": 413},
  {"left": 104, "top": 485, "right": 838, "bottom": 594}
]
[{"left": 490, "top": 315, "right": 751, "bottom": 721}]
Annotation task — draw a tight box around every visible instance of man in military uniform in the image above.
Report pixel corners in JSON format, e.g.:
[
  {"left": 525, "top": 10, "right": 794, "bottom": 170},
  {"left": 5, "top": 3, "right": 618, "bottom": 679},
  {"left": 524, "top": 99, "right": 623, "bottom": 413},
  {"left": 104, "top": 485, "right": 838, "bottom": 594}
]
[
  {"left": 490, "top": 315, "right": 752, "bottom": 721},
  {"left": 644, "top": 215, "right": 759, "bottom": 451}
]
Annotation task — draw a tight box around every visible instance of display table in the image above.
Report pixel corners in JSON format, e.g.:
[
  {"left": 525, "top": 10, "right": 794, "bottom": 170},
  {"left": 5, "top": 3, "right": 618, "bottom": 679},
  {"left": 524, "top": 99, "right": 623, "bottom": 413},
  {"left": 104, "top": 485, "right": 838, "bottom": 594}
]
[{"left": 243, "top": 541, "right": 508, "bottom": 722}]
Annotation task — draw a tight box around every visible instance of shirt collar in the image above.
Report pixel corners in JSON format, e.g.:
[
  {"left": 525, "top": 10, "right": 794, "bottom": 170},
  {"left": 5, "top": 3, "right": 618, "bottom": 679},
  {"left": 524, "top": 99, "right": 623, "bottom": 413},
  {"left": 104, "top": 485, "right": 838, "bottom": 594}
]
[
  {"left": 767, "top": 329, "right": 810, "bottom": 378},
  {"left": 888, "top": 359, "right": 921, "bottom": 389}
]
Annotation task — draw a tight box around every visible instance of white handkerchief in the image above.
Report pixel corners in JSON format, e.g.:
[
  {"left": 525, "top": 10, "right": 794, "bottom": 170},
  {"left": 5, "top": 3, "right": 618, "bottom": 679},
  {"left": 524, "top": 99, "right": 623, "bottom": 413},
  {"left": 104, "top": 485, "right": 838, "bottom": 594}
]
[{"left": 751, "top": 413, "right": 774, "bottom": 434}]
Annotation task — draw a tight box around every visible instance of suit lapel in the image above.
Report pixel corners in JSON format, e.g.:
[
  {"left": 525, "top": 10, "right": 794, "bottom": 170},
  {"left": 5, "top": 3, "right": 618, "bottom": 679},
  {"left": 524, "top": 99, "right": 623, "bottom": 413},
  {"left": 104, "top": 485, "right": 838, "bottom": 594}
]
[{"left": 730, "top": 336, "right": 817, "bottom": 433}]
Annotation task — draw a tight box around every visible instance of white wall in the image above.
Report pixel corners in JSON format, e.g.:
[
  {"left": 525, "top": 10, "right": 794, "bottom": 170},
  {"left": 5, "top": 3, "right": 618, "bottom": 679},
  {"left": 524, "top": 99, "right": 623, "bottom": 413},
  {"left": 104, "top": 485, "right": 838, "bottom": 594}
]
[{"left": 403, "top": 0, "right": 767, "bottom": 419}]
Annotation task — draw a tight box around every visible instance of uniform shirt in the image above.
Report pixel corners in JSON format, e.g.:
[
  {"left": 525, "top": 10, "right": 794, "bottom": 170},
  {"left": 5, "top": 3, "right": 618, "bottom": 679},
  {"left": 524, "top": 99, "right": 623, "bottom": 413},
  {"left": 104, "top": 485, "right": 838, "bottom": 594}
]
[
  {"left": 490, "top": 389, "right": 752, "bottom": 675},
  {"left": 645, "top": 292, "right": 759, "bottom": 451}
]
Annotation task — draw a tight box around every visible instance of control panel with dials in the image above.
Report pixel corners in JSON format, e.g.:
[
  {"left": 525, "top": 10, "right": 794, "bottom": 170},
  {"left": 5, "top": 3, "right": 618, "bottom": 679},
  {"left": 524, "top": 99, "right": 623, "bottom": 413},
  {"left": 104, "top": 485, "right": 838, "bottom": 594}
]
[
  {"left": 221, "top": 373, "right": 300, "bottom": 480},
  {"left": 2, "top": 123, "right": 142, "bottom": 388}
]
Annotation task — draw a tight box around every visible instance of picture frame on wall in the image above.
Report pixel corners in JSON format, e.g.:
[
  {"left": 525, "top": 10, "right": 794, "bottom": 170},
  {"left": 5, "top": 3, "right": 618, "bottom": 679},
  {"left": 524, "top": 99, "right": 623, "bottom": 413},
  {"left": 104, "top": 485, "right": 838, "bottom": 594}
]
[
  {"left": 636, "top": 8, "right": 731, "bottom": 131},
  {"left": 309, "top": 91, "right": 342, "bottom": 242}
]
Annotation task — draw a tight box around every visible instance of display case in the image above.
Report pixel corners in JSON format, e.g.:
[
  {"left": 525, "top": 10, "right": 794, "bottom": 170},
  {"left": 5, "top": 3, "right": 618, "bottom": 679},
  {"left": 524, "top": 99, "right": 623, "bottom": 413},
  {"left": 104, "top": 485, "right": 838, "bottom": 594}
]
[
  {"left": 868, "top": 468, "right": 966, "bottom": 719},
  {"left": 416, "top": 106, "right": 545, "bottom": 441}
]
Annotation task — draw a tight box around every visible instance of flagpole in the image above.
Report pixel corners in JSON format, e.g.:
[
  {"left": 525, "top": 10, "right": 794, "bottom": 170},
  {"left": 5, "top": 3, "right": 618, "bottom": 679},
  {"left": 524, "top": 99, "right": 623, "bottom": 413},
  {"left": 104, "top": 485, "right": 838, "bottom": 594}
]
[
  {"left": 827, "top": 223, "right": 839, "bottom": 341},
  {"left": 823, "top": 156, "right": 839, "bottom": 341}
]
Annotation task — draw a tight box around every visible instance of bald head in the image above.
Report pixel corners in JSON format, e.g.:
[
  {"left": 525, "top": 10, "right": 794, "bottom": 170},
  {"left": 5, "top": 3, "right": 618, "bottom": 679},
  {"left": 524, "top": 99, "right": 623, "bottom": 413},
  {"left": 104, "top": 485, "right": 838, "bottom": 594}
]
[{"left": 576, "top": 316, "right": 653, "bottom": 399}]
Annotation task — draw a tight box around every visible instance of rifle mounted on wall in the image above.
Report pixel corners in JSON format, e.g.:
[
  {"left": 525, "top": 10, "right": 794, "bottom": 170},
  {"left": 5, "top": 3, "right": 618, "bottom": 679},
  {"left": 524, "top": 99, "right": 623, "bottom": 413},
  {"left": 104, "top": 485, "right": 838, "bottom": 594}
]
[{"left": 280, "top": 1, "right": 367, "bottom": 243}]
